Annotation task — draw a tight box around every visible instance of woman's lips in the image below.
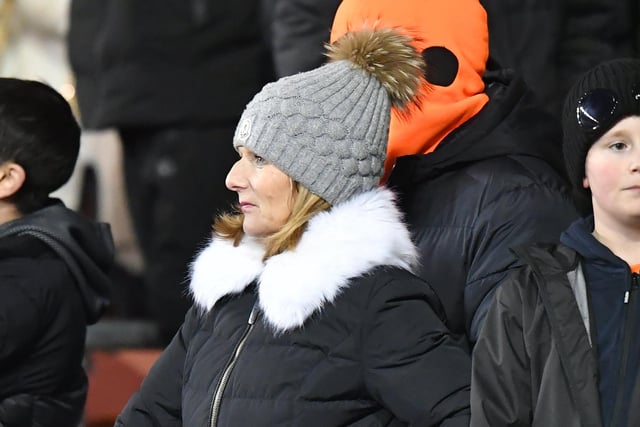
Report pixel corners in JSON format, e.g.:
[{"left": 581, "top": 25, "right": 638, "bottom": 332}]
[{"left": 239, "top": 202, "right": 256, "bottom": 211}]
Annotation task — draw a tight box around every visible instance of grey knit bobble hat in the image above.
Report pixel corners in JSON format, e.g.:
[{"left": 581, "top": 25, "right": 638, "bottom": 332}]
[
  {"left": 233, "top": 28, "right": 425, "bottom": 205},
  {"left": 562, "top": 58, "right": 640, "bottom": 211}
]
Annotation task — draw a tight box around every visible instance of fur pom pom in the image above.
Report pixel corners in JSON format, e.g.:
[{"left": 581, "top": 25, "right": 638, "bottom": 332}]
[{"left": 326, "top": 27, "right": 425, "bottom": 110}]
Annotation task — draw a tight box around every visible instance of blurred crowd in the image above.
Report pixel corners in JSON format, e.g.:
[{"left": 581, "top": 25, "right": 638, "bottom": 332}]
[
  {"left": 0, "top": 0, "right": 638, "bottom": 425},
  {"left": 0, "top": 0, "right": 636, "bottom": 345}
]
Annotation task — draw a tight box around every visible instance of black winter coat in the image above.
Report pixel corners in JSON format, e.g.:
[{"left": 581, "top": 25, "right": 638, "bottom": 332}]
[
  {"left": 0, "top": 201, "right": 113, "bottom": 426},
  {"left": 262, "top": 0, "right": 342, "bottom": 77},
  {"left": 67, "top": 0, "right": 274, "bottom": 128},
  {"left": 116, "top": 189, "right": 471, "bottom": 426},
  {"left": 388, "top": 70, "right": 579, "bottom": 344},
  {"left": 471, "top": 242, "right": 640, "bottom": 426},
  {"left": 480, "top": 0, "right": 634, "bottom": 116}
]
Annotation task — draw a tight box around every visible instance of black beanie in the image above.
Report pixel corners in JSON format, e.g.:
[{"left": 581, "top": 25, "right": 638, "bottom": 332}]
[{"left": 562, "top": 58, "right": 640, "bottom": 210}]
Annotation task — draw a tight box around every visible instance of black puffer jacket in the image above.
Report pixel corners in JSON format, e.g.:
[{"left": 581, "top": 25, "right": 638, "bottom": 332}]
[
  {"left": 388, "top": 70, "right": 579, "bottom": 344},
  {"left": 0, "top": 200, "right": 113, "bottom": 426},
  {"left": 116, "top": 189, "right": 471, "bottom": 426}
]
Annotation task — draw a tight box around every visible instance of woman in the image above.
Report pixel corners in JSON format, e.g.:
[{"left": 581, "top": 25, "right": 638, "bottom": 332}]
[{"left": 116, "top": 27, "right": 471, "bottom": 427}]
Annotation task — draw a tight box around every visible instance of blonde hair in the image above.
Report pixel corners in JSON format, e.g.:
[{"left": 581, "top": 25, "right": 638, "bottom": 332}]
[{"left": 213, "top": 183, "right": 331, "bottom": 260}]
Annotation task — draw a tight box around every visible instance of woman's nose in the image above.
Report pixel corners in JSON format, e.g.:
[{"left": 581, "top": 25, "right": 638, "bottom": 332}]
[{"left": 225, "top": 159, "right": 246, "bottom": 191}]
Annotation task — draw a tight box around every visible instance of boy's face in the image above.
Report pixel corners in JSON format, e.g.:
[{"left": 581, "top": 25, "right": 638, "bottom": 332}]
[
  {"left": 0, "top": 160, "right": 25, "bottom": 223},
  {"left": 584, "top": 115, "right": 640, "bottom": 227}
]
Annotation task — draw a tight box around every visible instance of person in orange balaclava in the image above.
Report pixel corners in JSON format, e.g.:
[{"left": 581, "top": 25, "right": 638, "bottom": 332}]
[{"left": 331, "top": 0, "right": 579, "bottom": 345}]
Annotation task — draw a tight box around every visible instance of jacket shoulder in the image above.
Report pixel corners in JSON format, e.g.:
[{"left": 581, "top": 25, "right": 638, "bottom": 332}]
[
  {"left": 511, "top": 242, "right": 579, "bottom": 275},
  {"left": 490, "top": 243, "right": 579, "bottom": 318},
  {"left": 0, "top": 234, "right": 75, "bottom": 289},
  {"left": 353, "top": 266, "right": 448, "bottom": 324}
]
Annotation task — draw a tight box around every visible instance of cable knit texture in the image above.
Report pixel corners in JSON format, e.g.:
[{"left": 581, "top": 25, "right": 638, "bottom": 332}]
[{"left": 232, "top": 28, "right": 424, "bottom": 205}]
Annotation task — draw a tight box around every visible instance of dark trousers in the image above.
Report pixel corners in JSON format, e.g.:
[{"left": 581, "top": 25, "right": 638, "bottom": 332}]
[{"left": 120, "top": 125, "right": 237, "bottom": 344}]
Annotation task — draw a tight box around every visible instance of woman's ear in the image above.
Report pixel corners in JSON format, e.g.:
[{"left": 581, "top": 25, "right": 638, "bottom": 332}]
[
  {"left": 0, "top": 161, "right": 26, "bottom": 199},
  {"left": 582, "top": 176, "right": 590, "bottom": 189}
]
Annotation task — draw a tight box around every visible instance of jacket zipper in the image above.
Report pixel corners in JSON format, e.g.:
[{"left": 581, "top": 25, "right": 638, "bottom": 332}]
[
  {"left": 609, "top": 272, "right": 639, "bottom": 427},
  {"left": 209, "top": 302, "right": 259, "bottom": 427}
]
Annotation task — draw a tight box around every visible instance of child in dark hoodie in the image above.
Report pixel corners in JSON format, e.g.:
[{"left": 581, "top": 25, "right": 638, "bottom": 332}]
[
  {"left": 0, "top": 78, "right": 113, "bottom": 426},
  {"left": 472, "top": 58, "right": 640, "bottom": 426}
]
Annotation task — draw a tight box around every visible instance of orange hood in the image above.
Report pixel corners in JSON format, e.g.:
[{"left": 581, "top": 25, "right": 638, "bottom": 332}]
[{"left": 330, "top": 0, "right": 490, "bottom": 180}]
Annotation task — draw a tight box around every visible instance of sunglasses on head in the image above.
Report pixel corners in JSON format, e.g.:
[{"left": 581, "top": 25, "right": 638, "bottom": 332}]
[
  {"left": 576, "top": 87, "right": 640, "bottom": 131},
  {"left": 576, "top": 89, "right": 618, "bottom": 132}
]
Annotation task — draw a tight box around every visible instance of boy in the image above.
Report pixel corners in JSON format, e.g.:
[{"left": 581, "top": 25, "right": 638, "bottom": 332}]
[
  {"left": 0, "top": 78, "right": 113, "bottom": 426},
  {"left": 471, "top": 58, "right": 640, "bottom": 426}
]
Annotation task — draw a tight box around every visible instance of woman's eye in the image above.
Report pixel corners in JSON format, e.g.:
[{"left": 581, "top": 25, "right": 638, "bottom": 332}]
[{"left": 254, "top": 155, "right": 268, "bottom": 166}]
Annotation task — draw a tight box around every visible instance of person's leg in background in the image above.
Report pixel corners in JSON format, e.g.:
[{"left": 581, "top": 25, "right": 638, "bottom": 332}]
[
  {"left": 54, "top": 129, "right": 146, "bottom": 319},
  {"left": 121, "top": 124, "right": 237, "bottom": 345}
]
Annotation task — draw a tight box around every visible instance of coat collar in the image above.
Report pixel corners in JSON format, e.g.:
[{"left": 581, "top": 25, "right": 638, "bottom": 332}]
[{"left": 189, "top": 187, "right": 418, "bottom": 332}]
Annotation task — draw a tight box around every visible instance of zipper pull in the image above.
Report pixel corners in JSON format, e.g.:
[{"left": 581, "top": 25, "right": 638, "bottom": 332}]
[
  {"left": 248, "top": 303, "right": 259, "bottom": 325},
  {"left": 624, "top": 291, "right": 630, "bottom": 304}
]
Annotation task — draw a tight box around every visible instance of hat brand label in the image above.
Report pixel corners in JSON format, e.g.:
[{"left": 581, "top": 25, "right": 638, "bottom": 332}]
[{"left": 238, "top": 118, "right": 252, "bottom": 142}]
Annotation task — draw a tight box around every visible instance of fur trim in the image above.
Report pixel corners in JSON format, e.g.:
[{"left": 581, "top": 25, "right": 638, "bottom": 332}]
[
  {"left": 189, "top": 187, "right": 418, "bottom": 332},
  {"left": 189, "top": 237, "right": 265, "bottom": 311},
  {"left": 326, "top": 27, "right": 425, "bottom": 111}
]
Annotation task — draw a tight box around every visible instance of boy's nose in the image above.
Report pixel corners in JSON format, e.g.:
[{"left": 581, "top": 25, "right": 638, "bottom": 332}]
[{"left": 631, "top": 146, "right": 640, "bottom": 173}]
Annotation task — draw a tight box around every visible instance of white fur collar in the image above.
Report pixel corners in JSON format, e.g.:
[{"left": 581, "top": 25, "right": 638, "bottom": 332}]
[{"left": 189, "top": 187, "right": 418, "bottom": 332}]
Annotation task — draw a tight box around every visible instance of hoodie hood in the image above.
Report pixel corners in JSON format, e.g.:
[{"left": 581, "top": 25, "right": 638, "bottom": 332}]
[
  {"left": 0, "top": 199, "right": 113, "bottom": 324},
  {"left": 388, "top": 69, "right": 567, "bottom": 187},
  {"left": 189, "top": 187, "right": 418, "bottom": 332},
  {"left": 330, "top": 0, "right": 490, "bottom": 180},
  {"left": 560, "top": 216, "right": 628, "bottom": 269}
]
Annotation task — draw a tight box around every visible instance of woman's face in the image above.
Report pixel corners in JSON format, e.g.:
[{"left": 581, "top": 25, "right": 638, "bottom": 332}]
[{"left": 226, "top": 147, "right": 294, "bottom": 237}]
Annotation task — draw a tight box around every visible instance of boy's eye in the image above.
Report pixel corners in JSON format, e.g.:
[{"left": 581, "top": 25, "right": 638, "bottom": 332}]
[{"left": 609, "top": 141, "right": 628, "bottom": 151}]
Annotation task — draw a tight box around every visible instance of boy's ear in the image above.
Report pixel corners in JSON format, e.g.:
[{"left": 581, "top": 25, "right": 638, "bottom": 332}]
[{"left": 0, "top": 161, "right": 26, "bottom": 198}]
